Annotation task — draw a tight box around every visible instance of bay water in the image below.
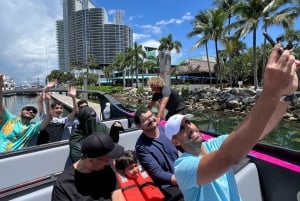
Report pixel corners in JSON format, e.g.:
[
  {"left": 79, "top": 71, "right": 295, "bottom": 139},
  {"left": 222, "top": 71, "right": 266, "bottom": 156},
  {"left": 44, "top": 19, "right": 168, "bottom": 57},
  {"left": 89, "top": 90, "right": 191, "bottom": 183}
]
[{"left": 4, "top": 95, "right": 300, "bottom": 151}]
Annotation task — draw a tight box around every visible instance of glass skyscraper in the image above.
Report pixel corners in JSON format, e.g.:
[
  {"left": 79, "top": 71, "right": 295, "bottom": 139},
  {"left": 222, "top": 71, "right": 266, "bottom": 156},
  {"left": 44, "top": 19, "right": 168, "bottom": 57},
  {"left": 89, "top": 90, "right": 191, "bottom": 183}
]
[{"left": 56, "top": 0, "right": 133, "bottom": 72}]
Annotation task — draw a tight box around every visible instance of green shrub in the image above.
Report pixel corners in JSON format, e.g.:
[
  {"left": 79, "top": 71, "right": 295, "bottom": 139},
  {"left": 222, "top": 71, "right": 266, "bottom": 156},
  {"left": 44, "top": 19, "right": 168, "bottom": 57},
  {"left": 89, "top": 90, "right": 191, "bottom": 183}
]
[
  {"left": 181, "top": 87, "right": 189, "bottom": 98},
  {"left": 88, "top": 86, "right": 123, "bottom": 94},
  {"left": 137, "top": 87, "right": 145, "bottom": 94}
]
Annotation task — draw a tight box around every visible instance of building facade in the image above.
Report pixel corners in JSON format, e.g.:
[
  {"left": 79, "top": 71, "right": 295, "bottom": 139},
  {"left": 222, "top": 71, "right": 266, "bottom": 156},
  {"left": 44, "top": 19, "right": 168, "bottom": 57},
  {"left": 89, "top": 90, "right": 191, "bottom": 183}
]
[{"left": 56, "top": 0, "right": 133, "bottom": 72}]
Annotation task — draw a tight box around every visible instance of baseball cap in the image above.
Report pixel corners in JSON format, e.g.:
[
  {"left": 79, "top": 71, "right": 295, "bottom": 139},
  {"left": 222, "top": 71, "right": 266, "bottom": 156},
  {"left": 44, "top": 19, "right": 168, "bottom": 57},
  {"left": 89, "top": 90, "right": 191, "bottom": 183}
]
[
  {"left": 165, "top": 114, "right": 193, "bottom": 140},
  {"left": 81, "top": 132, "right": 124, "bottom": 158},
  {"left": 22, "top": 105, "right": 38, "bottom": 114}
]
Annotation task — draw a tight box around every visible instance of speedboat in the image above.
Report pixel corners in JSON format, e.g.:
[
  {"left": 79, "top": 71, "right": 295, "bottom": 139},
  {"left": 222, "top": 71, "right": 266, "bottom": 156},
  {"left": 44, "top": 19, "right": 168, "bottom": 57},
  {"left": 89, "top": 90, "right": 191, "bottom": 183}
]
[{"left": 0, "top": 89, "right": 299, "bottom": 201}]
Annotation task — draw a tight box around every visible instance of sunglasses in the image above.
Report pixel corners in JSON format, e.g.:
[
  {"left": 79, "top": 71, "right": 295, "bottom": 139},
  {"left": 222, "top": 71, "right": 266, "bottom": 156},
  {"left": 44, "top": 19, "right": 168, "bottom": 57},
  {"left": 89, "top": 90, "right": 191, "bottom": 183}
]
[
  {"left": 23, "top": 107, "right": 37, "bottom": 114},
  {"left": 180, "top": 119, "right": 191, "bottom": 130}
]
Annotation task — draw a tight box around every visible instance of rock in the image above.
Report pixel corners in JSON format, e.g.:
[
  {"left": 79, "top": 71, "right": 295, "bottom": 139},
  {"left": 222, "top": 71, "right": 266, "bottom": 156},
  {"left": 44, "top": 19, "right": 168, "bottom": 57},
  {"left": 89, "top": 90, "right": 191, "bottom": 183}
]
[{"left": 111, "top": 86, "right": 300, "bottom": 121}]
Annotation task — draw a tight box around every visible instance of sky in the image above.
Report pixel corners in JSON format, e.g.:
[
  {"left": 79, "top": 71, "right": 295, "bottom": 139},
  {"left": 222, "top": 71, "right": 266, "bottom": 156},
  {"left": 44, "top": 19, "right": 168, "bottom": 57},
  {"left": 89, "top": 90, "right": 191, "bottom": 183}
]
[{"left": 0, "top": 0, "right": 299, "bottom": 85}]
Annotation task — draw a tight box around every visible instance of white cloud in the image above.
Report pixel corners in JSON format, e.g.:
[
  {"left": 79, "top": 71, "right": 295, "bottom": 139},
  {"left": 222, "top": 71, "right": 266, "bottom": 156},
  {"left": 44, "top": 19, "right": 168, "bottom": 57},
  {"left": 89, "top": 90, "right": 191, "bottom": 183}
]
[
  {"left": 139, "top": 24, "right": 162, "bottom": 34},
  {"left": 141, "top": 40, "right": 160, "bottom": 49},
  {"left": 133, "top": 33, "right": 151, "bottom": 42},
  {"left": 0, "top": 0, "right": 62, "bottom": 85},
  {"left": 156, "top": 12, "right": 193, "bottom": 26}
]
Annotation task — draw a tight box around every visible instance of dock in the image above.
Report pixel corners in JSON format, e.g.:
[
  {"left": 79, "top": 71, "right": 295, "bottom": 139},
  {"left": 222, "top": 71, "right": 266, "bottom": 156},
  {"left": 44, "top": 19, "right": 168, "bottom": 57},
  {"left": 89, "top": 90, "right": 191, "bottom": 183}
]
[{"left": 50, "top": 93, "right": 103, "bottom": 119}]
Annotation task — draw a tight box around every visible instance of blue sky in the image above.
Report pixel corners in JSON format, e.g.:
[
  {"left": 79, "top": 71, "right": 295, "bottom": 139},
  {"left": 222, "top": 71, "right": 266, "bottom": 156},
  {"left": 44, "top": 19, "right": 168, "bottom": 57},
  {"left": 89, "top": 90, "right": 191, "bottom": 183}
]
[{"left": 0, "top": 0, "right": 299, "bottom": 85}]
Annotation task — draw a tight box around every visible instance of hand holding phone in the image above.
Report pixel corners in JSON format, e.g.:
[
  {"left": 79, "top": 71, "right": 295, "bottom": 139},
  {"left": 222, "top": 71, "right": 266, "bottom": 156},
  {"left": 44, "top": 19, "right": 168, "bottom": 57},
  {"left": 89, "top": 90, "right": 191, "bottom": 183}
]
[{"left": 263, "top": 32, "right": 283, "bottom": 54}]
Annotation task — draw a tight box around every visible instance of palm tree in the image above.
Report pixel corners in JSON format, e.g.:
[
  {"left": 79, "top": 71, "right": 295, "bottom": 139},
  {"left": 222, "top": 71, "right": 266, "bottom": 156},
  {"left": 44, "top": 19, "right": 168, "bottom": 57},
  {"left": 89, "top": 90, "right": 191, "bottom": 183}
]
[
  {"left": 112, "top": 53, "right": 126, "bottom": 88},
  {"left": 230, "top": 0, "right": 274, "bottom": 89},
  {"left": 199, "top": 9, "right": 226, "bottom": 89},
  {"left": 129, "top": 42, "right": 146, "bottom": 88},
  {"left": 158, "top": 34, "right": 182, "bottom": 87},
  {"left": 221, "top": 35, "right": 247, "bottom": 86},
  {"left": 142, "top": 55, "right": 159, "bottom": 85},
  {"left": 213, "top": 0, "right": 239, "bottom": 36},
  {"left": 260, "top": 0, "right": 293, "bottom": 85},
  {"left": 187, "top": 11, "right": 213, "bottom": 88}
]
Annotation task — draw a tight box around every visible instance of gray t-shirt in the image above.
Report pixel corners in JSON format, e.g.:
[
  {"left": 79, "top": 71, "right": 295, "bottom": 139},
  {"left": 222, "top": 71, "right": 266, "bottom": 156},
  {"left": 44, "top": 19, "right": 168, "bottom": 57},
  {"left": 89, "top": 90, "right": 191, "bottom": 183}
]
[{"left": 152, "top": 86, "right": 186, "bottom": 112}]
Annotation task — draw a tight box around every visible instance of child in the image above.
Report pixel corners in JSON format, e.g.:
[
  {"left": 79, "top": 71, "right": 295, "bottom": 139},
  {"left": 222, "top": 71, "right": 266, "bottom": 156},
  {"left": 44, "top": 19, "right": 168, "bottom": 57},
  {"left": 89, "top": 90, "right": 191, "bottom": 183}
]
[{"left": 115, "top": 150, "right": 164, "bottom": 201}]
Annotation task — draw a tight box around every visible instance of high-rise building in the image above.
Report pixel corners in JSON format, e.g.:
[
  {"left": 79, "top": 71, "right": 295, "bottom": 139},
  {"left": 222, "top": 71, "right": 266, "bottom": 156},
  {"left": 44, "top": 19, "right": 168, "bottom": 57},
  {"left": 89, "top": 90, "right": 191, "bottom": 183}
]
[{"left": 56, "top": 0, "right": 133, "bottom": 72}]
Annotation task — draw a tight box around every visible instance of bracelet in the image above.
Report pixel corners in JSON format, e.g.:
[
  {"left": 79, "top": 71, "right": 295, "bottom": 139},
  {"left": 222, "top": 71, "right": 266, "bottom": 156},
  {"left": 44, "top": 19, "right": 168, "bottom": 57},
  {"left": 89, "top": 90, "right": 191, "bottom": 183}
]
[{"left": 280, "top": 93, "right": 297, "bottom": 105}]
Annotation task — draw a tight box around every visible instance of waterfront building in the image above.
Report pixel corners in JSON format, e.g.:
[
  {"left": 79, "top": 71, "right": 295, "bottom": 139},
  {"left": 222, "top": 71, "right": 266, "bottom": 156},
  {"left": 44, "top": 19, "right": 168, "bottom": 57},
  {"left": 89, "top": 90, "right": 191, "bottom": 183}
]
[{"left": 56, "top": 0, "right": 133, "bottom": 74}]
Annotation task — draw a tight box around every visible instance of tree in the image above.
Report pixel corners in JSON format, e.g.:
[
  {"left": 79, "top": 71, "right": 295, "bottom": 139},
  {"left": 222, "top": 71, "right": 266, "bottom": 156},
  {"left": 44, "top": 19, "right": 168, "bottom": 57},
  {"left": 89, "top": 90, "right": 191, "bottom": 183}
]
[
  {"left": 196, "top": 8, "right": 226, "bottom": 89},
  {"left": 46, "top": 70, "right": 74, "bottom": 85},
  {"left": 131, "top": 42, "right": 147, "bottom": 88},
  {"left": 187, "top": 11, "right": 213, "bottom": 88},
  {"left": 158, "top": 34, "right": 182, "bottom": 87},
  {"left": 112, "top": 53, "right": 127, "bottom": 88},
  {"left": 230, "top": 0, "right": 274, "bottom": 89},
  {"left": 221, "top": 35, "right": 247, "bottom": 86}
]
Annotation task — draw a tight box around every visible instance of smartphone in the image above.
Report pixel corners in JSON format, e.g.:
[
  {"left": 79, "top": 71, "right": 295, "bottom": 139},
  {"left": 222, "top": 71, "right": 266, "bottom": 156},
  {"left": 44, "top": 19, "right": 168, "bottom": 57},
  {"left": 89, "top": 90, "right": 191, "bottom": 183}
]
[
  {"left": 263, "top": 32, "right": 276, "bottom": 46},
  {"left": 263, "top": 32, "right": 283, "bottom": 54}
]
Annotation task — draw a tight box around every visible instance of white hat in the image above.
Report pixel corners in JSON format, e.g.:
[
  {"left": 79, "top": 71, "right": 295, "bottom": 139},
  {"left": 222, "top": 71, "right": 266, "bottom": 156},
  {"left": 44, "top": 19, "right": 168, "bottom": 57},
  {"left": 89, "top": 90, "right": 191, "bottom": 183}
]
[{"left": 165, "top": 114, "right": 193, "bottom": 140}]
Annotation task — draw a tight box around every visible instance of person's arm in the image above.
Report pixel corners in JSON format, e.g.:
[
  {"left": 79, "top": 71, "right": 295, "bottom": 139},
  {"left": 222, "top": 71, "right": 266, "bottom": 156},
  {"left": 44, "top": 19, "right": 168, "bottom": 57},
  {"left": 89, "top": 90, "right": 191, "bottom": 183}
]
[
  {"left": 69, "top": 129, "right": 84, "bottom": 162},
  {"left": 38, "top": 79, "right": 57, "bottom": 118},
  {"left": 156, "top": 87, "right": 172, "bottom": 122},
  {"left": 66, "top": 87, "right": 78, "bottom": 123},
  {"left": 197, "top": 45, "right": 298, "bottom": 185},
  {"left": 135, "top": 144, "right": 173, "bottom": 185},
  {"left": 147, "top": 100, "right": 156, "bottom": 110},
  {"left": 111, "top": 189, "right": 126, "bottom": 201},
  {"left": 156, "top": 96, "right": 169, "bottom": 122},
  {"left": 51, "top": 181, "right": 70, "bottom": 201},
  {"left": 40, "top": 93, "right": 52, "bottom": 131},
  {"left": 36, "top": 93, "right": 44, "bottom": 117},
  {"left": 0, "top": 74, "right": 5, "bottom": 116},
  {"left": 44, "top": 79, "right": 57, "bottom": 93}
]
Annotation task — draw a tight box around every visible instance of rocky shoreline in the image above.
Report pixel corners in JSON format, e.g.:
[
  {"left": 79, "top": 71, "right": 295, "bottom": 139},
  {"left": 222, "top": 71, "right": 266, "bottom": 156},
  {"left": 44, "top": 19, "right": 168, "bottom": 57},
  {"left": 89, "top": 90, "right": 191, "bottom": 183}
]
[{"left": 112, "top": 86, "right": 300, "bottom": 121}]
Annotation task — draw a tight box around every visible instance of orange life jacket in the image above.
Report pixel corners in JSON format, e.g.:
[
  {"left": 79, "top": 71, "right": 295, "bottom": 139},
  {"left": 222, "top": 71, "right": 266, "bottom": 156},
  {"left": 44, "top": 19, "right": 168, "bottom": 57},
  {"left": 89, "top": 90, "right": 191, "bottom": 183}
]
[{"left": 116, "top": 169, "right": 164, "bottom": 201}]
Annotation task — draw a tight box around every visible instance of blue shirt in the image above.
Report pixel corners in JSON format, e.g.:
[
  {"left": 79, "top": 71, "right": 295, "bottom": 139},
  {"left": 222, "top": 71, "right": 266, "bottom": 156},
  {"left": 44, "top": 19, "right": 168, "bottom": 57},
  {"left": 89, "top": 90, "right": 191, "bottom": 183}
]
[
  {"left": 0, "top": 109, "right": 41, "bottom": 152},
  {"left": 174, "top": 135, "right": 242, "bottom": 201},
  {"left": 135, "top": 126, "right": 178, "bottom": 186}
]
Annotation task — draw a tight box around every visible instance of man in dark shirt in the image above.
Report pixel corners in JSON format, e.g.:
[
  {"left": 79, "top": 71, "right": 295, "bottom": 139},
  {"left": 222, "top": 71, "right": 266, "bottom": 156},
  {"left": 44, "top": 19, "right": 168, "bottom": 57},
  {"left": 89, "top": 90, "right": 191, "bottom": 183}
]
[
  {"left": 134, "top": 108, "right": 183, "bottom": 201},
  {"left": 147, "top": 77, "right": 186, "bottom": 122},
  {"left": 52, "top": 132, "right": 125, "bottom": 201}
]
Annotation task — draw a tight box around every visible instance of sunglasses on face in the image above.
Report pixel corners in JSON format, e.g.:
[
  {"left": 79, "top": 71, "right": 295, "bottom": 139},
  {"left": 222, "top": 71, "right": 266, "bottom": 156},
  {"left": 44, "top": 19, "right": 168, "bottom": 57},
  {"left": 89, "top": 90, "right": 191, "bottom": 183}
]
[
  {"left": 180, "top": 119, "right": 191, "bottom": 131},
  {"left": 23, "top": 107, "right": 37, "bottom": 114}
]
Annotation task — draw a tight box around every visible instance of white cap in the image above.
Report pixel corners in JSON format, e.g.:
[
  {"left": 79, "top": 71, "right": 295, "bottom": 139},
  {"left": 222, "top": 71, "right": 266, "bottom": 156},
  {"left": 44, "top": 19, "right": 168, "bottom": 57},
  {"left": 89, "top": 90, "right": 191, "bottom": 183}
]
[
  {"left": 105, "top": 102, "right": 110, "bottom": 106},
  {"left": 165, "top": 114, "right": 193, "bottom": 140}
]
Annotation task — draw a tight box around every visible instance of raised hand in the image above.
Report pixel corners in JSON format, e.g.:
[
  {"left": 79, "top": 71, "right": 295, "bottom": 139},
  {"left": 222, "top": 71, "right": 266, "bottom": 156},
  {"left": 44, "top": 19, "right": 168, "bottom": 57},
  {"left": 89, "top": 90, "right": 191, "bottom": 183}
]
[
  {"left": 263, "top": 45, "right": 298, "bottom": 97},
  {"left": 68, "top": 87, "right": 77, "bottom": 98},
  {"left": 45, "top": 79, "right": 58, "bottom": 91}
]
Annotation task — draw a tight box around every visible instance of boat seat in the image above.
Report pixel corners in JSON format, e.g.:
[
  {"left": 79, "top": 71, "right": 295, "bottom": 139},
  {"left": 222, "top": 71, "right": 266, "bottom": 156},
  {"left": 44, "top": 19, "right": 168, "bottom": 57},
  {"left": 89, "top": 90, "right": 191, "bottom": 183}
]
[
  {"left": 119, "top": 128, "right": 143, "bottom": 151},
  {"left": 0, "top": 143, "right": 69, "bottom": 190},
  {"left": 235, "top": 162, "right": 263, "bottom": 201}
]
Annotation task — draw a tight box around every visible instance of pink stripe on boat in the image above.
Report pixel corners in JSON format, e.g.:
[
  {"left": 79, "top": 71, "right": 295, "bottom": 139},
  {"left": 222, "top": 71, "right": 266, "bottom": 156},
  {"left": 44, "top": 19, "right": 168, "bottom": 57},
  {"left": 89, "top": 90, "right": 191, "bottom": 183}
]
[{"left": 201, "top": 133, "right": 300, "bottom": 173}]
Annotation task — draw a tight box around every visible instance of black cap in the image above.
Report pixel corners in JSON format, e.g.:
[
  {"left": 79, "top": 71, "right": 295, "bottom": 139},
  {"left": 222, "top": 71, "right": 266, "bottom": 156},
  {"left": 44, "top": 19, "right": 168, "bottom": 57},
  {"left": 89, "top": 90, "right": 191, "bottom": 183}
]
[
  {"left": 81, "top": 132, "right": 124, "bottom": 158},
  {"left": 78, "top": 106, "right": 97, "bottom": 122},
  {"left": 22, "top": 105, "right": 38, "bottom": 114}
]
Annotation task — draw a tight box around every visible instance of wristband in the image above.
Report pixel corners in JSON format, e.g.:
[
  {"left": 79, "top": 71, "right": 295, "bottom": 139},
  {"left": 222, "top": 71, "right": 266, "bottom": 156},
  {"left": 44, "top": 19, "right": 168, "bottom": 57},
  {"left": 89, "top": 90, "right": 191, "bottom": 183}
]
[{"left": 280, "top": 93, "right": 297, "bottom": 105}]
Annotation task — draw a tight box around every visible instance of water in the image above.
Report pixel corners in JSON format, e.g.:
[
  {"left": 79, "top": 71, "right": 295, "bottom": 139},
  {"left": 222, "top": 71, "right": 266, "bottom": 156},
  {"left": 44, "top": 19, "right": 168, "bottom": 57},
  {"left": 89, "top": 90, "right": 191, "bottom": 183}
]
[
  {"left": 191, "top": 111, "right": 300, "bottom": 151},
  {"left": 3, "top": 95, "right": 40, "bottom": 121},
  {"left": 3, "top": 94, "right": 70, "bottom": 121},
  {"left": 4, "top": 95, "right": 300, "bottom": 151}
]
